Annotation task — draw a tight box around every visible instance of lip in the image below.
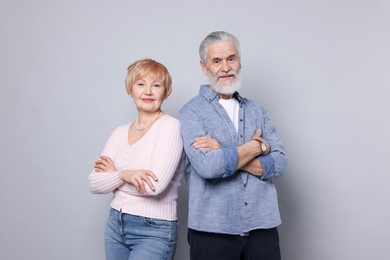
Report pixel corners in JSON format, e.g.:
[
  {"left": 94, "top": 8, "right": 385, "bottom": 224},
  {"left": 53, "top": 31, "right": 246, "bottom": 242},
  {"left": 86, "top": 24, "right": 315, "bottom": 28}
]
[
  {"left": 218, "top": 75, "right": 235, "bottom": 81},
  {"left": 218, "top": 75, "right": 235, "bottom": 80},
  {"left": 142, "top": 98, "right": 154, "bottom": 103}
]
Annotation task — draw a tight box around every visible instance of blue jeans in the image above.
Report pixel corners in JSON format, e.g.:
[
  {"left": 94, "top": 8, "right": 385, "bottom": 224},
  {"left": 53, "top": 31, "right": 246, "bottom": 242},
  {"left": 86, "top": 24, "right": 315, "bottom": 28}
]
[{"left": 105, "top": 208, "right": 178, "bottom": 260}]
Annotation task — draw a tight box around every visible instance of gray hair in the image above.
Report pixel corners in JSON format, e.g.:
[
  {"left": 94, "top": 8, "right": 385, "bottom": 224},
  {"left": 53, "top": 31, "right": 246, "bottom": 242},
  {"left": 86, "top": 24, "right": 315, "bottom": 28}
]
[{"left": 199, "top": 31, "right": 241, "bottom": 64}]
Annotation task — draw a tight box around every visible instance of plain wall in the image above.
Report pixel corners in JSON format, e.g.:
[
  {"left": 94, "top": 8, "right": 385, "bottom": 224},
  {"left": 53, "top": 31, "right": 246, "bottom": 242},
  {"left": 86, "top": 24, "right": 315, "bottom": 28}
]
[{"left": 1, "top": 0, "right": 389, "bottom": 259}]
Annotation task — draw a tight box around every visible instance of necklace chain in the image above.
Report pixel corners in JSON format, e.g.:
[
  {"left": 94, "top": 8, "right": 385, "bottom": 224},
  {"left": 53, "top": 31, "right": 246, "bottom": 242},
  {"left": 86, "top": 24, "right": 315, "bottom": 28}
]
[{"left": 135, "top": 111, "right": 163, "bottom": 131}]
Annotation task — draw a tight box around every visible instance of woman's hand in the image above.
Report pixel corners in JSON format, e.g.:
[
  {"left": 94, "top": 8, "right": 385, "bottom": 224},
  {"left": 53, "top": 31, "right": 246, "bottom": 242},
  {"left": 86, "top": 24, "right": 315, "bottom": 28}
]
[
  {"left": 119, "top": 170, "right": 158, "bottom": 195},
  {"left": 94, "top": 155, "right": 117, "bottom": 172},
  {"left": 193, "top": 134, "right": 221, "bottom": 151}
]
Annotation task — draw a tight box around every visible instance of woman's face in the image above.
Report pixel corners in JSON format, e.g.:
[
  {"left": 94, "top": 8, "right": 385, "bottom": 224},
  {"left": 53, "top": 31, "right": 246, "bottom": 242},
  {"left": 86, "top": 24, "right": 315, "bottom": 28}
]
[{"left": 130, "top": 76, "right": 166, "bottom": 113}]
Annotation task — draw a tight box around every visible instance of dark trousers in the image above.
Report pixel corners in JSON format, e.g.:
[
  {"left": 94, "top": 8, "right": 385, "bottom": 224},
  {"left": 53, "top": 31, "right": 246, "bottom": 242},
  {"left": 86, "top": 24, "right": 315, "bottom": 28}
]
[{"left": 188, "top": 228, "right": 281, "bottom": 260}]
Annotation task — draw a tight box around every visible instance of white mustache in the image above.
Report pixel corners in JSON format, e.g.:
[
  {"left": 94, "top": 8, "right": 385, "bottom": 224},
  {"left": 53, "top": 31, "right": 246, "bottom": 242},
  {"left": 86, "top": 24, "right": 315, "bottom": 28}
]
[{"left": 217, "top": 71, "right": 236, "bottom": 79}]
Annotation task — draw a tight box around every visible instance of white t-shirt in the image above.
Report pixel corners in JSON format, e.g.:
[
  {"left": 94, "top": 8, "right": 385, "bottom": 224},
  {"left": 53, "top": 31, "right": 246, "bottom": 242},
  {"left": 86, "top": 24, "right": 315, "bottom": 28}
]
[{"left": 219, "top": 98, "right": 239, "bottom": 132}]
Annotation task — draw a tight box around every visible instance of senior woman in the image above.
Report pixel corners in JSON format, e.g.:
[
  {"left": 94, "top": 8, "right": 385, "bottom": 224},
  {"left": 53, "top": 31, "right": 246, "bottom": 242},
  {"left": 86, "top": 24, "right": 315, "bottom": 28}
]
[{"left": 89, "top": 58, "right": 184, "bottom": 260}]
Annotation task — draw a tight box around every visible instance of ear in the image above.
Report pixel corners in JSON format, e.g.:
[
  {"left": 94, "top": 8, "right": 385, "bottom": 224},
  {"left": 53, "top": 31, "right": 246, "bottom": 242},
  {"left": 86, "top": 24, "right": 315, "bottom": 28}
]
[{"left": 200, "top": 61, "right": 208, "bottom": 76}]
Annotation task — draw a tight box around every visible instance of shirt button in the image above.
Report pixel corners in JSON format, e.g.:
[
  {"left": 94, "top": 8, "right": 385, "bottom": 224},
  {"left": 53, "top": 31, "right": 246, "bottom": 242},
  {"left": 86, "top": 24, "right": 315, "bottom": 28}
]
[
  {"left": 244, "top": 202, "right": 248, "bottom": 206},
  {"left": 240, "top": 135, "right": 243, "bottom": 138},
  {"left": 243, "top": 184, "right": 247, "bottom": 187},
  {"left": 240, "top": 119, "right": 243, "bottom": 122}
]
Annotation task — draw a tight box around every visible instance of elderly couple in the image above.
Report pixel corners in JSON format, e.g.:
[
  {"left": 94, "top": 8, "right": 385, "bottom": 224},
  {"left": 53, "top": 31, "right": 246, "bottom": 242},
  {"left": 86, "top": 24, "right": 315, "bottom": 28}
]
[{"left": 89, "top": 31, "right": 288, "bottom": 260}]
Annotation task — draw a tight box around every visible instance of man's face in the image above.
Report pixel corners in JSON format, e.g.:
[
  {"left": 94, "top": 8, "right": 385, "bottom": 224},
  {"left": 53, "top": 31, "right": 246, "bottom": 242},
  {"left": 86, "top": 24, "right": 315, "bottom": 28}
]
[{"left": 201, "top": 40, "right": 241, "bottom": 92}]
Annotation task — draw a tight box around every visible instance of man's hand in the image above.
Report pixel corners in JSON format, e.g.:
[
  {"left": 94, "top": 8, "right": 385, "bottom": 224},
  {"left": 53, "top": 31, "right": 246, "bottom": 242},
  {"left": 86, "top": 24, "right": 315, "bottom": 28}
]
[
  {"left": 240, "top": 158, "right": 263, "bottom": 177},
  {"left": 252, "top": 130, "right": 271, "bottom": 155},
  {"left": 193, "top": 134, "right": 221, "bottom": 151}
]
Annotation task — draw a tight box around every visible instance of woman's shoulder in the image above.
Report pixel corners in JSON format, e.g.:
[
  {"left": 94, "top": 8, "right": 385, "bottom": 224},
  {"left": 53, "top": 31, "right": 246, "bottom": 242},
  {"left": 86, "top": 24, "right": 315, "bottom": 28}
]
[
  {"left": 110, "top": 123, "right": 131, "bottom": 136},
  {"left": 159, "top": 114, "right": 180, "bottom": 129},
  {"left": 161, "top": 114, "right": 179, "bottom": 123}
]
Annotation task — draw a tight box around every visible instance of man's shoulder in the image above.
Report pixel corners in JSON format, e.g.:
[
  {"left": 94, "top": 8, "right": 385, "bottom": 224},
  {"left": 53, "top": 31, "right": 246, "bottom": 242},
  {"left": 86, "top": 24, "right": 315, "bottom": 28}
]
[{"left": 179, "top": 94, "right": 204, "bottom": 112}]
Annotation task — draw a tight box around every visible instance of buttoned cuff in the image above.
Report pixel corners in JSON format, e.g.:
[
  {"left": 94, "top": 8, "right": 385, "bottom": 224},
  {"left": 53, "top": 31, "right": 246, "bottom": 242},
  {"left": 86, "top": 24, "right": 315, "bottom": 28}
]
[
  {"left": 222, "top": 146, "right": 238, "bottom": 178},
  {"left": 259, "top": 154, "right": 275, "bottom": 180}
]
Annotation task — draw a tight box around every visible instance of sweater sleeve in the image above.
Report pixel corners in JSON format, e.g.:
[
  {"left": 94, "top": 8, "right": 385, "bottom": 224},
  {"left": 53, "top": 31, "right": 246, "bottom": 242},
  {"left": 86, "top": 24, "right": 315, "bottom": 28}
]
[
  {"left": 88, "top": 127, "right": 125, "bottom": 194},
  {"left": 117, "top": 117, "right": 183, "bottom": 196}
]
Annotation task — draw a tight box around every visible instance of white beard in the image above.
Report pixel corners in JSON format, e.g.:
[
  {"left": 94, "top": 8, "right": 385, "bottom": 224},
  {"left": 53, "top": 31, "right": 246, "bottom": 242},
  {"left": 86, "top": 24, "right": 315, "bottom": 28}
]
[{"left": 208, "top": 71, "right": 242, "bottom": 95}]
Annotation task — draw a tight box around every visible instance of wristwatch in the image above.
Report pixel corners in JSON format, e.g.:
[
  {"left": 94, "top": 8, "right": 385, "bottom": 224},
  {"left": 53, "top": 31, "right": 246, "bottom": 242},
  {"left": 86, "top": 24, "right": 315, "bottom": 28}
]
[{"left": 261, "top": 143, "right": 267, "bottom": 153}]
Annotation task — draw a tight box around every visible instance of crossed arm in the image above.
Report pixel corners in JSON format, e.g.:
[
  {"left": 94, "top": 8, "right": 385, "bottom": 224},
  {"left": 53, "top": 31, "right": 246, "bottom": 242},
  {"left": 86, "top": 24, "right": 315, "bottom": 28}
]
[
  {"left": 94, "top": 156, "right": 158, "bottom": 195},
  {"left": 90, "top": 121, "right": 183, "bottom": 195},
  {"left": 192, "top": 130, "right": 271, "bottom": 177}
]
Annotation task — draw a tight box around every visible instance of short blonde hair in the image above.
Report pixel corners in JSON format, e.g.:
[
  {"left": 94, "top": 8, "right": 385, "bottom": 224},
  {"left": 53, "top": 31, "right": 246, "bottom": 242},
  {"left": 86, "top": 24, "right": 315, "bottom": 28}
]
[{"left": 125, "top": 59, "right": 172, "bottom": 99}]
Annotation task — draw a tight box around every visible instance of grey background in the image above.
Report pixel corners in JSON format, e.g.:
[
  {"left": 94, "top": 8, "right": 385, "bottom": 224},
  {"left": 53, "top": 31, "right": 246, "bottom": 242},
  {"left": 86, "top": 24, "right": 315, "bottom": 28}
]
[{"left": 1, "top": 0, "right": 389, "bottom": 259}]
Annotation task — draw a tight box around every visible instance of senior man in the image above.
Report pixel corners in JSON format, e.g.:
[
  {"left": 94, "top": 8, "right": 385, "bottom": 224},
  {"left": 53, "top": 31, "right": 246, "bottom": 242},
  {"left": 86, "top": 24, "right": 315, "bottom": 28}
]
[{"left": 179, "top": 31, "right": 288, "bottom": 260}]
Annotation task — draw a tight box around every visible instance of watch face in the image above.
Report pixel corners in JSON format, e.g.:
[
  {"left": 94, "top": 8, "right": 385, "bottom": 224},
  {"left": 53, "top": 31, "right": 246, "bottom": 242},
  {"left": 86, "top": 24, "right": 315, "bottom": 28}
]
[{"left": 261, "top": 143, "right": 267, "bottom": 152}]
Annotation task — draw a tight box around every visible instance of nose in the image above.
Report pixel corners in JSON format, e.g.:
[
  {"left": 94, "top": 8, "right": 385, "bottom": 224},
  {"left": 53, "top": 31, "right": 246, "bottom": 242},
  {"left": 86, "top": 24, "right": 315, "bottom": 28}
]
[
  {"left": 221, "top": 60, "right": 230, "bottom": 72},
  {"left": 145, "top": 84, "right": 152, "bottom": 95}
]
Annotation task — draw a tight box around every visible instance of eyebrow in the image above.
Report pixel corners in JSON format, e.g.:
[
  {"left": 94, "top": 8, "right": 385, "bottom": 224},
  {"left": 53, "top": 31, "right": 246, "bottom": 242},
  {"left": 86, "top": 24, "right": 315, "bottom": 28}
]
[{"left": 211, "top": 54, "right": 237, "bottom": 61}]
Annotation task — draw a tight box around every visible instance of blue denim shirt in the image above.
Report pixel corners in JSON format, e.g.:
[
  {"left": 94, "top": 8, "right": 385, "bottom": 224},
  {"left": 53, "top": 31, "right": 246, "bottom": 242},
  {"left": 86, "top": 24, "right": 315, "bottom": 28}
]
[{"left": 179, "top": 85, "right": 287, "bottom": 235}]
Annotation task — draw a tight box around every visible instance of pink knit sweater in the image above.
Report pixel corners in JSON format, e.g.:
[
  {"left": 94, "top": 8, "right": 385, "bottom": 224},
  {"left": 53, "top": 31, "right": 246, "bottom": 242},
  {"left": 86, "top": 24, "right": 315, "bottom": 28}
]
[{"left": 89, "top": 114, "right": 185, "bottom": 221}]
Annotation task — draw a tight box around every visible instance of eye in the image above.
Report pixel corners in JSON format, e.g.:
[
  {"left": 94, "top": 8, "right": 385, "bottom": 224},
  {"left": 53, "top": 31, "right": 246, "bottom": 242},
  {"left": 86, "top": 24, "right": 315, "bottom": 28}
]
[
  {"left": 212, "top": 59, "right": 221, "bottom": 65},
  {"left": 228, "top": 56, "right": 236, "bottom": 62},
  {"left": 137, "top": 82, "right": 145, "bottom": 87},
  {"left": 153, "top": 84, "right": 161, "bottom": 88}
]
